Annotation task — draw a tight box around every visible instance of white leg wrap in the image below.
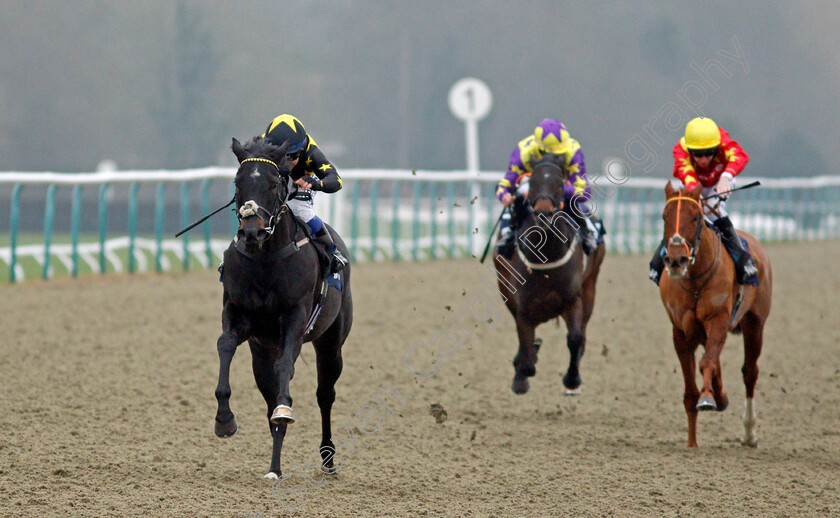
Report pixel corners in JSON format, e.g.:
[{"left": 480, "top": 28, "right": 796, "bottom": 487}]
[{"left": 270, "top": 404, "right": 295, "bottom": 424}]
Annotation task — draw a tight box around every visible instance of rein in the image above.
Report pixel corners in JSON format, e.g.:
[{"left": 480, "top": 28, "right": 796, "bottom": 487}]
[
  {"left": 665, "top": 196, "right": 704, "bottom": 264},
  {"left": 529, "top": 162, "right": 566, "bottom": 211},
  {"left": 238, "top": 200, "right": 287, "bottom": 237},
  {"left": 666, "top": 195, "right": 720, "bottom": 299},
  {"left": 235, "top": 157, "right": 285, "bottom": 237}
]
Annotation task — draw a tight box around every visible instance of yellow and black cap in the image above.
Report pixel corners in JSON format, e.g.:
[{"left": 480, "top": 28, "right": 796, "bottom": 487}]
[{"left": 263, "top": 114, "right": 308, "bottom": 153}]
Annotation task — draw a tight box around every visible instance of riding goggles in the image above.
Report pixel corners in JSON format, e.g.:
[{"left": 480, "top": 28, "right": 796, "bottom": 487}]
[{"left": 690, "top": 147, "right": 717, "bottom": 159}]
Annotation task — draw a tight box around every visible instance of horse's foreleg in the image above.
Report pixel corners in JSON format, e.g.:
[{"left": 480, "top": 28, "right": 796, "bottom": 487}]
[
  {"left": 214, "top": 318, "right": 245, "bottom": 438},
  {"left": 271, "top": 306, "right": 309, "bottom": 421},
  {"left": 580, "top": 247, "right": 604, "bottom": 327},
  {"left": 673, "top": 326, "right": 699, "bottom": 447},
  {"left": 250, "top": 342, "right": 287, "bottom": 477},
  {"left": 561, "top": 296, "right": 586, "bottom": 393},
  {"left": 699, "top": 315, "right": 730, "bottom": 412},
  {"left": 740, "top": 313, "right": 765, "bottom": 447},
  {"left": 511, "top": 319, "right": 537, "bottom": 394}
]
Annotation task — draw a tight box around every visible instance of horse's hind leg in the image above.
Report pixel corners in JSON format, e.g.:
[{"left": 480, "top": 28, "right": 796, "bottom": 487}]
[
  {"left": 511, "top": 320, "right": 537, "bottom": 394},
  {"left": 561, "top": 296, "right": 586, "bottom": 393},
  {"left": 250, "top": 342, "right": 287, "bottom": 478},
  {"left": 313, "top": 328, "right": 346, "bottom": 474},
  {"left": 740, "top": 313, "right": 765, "bottom": 447},
  {"left": 673, "top": 327, "right": 700, "bottom": 447}
]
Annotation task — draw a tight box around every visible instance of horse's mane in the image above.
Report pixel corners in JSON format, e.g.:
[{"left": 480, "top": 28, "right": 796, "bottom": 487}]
[
  {"left": 241, "top": 136, "right": 284, "bottom": 160},
  {"left": 530, "top": 152, "right": 565, "bottom": 171}
]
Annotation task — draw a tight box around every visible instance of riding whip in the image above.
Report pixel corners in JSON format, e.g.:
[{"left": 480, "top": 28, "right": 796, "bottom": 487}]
[
  {"left": 701, "top": 180, "right": 760, "bottom": 202},
  {"left": 175, "top": 196, "right": 235, "bottom": 237},
  {"left": 479, "top": 208, "right": 507, "bottom": 264}
]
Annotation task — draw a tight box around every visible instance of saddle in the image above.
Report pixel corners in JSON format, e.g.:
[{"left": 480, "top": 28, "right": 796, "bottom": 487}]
[{"left": 288, "top": 213, "right": 332, "bottom": 274}]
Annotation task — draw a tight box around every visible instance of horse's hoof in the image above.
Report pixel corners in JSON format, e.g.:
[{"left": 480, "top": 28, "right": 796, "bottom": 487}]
[
  {"left": 214, "top": 416, "right": 239, "bottom": 438},
  {"left": 564, "top": 387, "right": 582, "bottom": 396},
  {"left": 320, "top": 446, "right": 338, "bottom": 474},
  {"left": 264, "top": 471, "right": 280, "bottom": 479},
  {"left": 696, "top": 395, "right": 718, "bottom": 411},
  {"left": 742, "top": 436, "right": 758, "bottom": 448},
  {"left": 512, "top": 376, "right": 530, "bottom": 394},
  {"left": 562, "top": 373, "right": 581, "bottom": 391},
  {"left": 716, "top": 396, "right": 729, "bottom": 412},
  {"left": 270, "top": 405, "right": 295, "bottom": 424}
]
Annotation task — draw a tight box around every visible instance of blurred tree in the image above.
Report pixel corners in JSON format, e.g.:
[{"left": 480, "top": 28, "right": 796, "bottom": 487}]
[{"left": 153, "top": 1, "right": 222, "bottom": 168}]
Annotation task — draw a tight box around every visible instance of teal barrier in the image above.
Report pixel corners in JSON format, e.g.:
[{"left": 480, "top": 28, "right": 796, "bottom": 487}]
[
  {"left": 128, "top": 182, "right": 138, "bottom": 273},
  {"left": 9, "top": 184, "right": 21, "bottom": 282},
  {"left": 98, "top": 183, "right": 108, "bottom": 274},
  {"left": 42, "top": 185, "right": 55, "bottom": 279},
  {"left": 2, "top": 169, "right": 840, "bottom": 283},
  {"left": 155, "top": 183, "right": 165, "bottom": 273}
]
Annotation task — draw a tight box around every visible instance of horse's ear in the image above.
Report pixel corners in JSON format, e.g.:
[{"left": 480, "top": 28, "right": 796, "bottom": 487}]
[
  {"left": 231, "top": 138, "right": 248, "bottom": 163},
  {"left": 665, "top": 181, "right": 676, "bottom": 197},
  {"left": 268, "top": 141, "right": 291, "bottom": 168},
  {"left": 689, "top": 183, "right": 703, "bottom": 199}
]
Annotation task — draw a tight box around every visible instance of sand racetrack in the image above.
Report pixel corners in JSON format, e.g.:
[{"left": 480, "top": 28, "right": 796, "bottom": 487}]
[{"left": 2, "top": 241, "right": 839, "bottom": 517}]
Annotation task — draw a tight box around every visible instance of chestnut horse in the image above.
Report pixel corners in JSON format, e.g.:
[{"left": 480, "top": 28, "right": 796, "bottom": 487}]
[
  {"left": 658, "top": 182, "right": 772, "bottom": 447},
  {"left": 495, "top": 155, "right": 605, "bottom": 395}
]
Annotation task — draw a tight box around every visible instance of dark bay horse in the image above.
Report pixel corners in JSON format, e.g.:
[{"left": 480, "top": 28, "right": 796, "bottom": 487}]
[
  {"left": 658, "top": 182, "right": 772, "bottom": 447},
  {"left": 494, "top": 155, "right": 605, "bottom": 395},
  {"left": 214, "top": 137, "right": 353, "bottom": 478}
]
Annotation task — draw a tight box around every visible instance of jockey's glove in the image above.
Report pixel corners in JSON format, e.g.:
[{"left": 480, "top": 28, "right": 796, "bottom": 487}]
[{"left": 300, "top": 178, "right": 324, "bottom": 191}]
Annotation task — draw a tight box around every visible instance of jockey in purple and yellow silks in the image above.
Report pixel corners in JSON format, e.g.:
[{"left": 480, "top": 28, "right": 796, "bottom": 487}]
[{"left": 495, "top": 118, "right": 598, "bottom": 257}]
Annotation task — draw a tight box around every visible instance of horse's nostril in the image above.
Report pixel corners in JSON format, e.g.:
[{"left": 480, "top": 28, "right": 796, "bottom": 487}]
[
  {"left": 256, "top": 229, "right": 268, "bottom": 240},
  {"left": 678, "top": 257, "right": 689, "bottom": 266}
]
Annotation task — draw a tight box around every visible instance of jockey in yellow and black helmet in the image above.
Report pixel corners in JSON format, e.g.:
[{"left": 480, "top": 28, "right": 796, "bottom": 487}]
[{"left": 262, "top": 114, "right": 347, "bottom": 272}]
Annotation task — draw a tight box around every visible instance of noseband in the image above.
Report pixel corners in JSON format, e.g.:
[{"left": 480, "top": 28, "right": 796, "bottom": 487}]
[
  {"left": 665, "top": 195, "right": 704, "bottom": 264},
  {"left": 237, "top": 157, "right": 288, "bottom": 237}
]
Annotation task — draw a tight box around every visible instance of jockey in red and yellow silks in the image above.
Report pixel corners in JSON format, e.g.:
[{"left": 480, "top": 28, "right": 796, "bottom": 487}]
[
  {"left": 672, "top": 126, "right": 749, "bottom": 191},
  {"left": 495, "top": 119, "right": 598, "bottom": 258},
  {"left": 649, "top": 117, "right": 758, "bottom": 286}
]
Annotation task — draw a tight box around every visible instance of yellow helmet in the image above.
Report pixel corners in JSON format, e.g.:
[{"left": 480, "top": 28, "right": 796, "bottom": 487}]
[{"left": 683, "top": 117, "right": 721, "bottom": 150}]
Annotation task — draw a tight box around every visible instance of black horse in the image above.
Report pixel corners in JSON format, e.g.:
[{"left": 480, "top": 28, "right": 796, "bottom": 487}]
[
  {"left": 214, "top": 137, "right": 353, "bottom": 479},
  {"left": 494, "top": 154, "right": 605, "bottom": 395}
]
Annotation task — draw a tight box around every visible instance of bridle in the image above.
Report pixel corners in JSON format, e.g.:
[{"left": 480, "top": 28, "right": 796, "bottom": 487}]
[
  {"left": 236, "top": 157, "right": 289, "bottom": 238},
  {"left": 665, "top": 195, "right": 704, "bottom": 265},
  {"left": 528, "top": 162, "right": 566, "bottom": 216}
]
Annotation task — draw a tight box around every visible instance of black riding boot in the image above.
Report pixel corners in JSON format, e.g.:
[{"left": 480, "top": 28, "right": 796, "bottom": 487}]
[
  {"left": 649, "top": 239, "right": 666, "bottom": 285},
  {"left": 578, "top": 216, "right": 598, "bottom": 255},
  {"left": 314, "top": 227, "right": 347, "bottom": 273},
  {"left": 496, "top": 209, "right": 515, "bottom": 258},
  {"left": 714, "top": 216, "right": 758, "bottom": 284}
]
